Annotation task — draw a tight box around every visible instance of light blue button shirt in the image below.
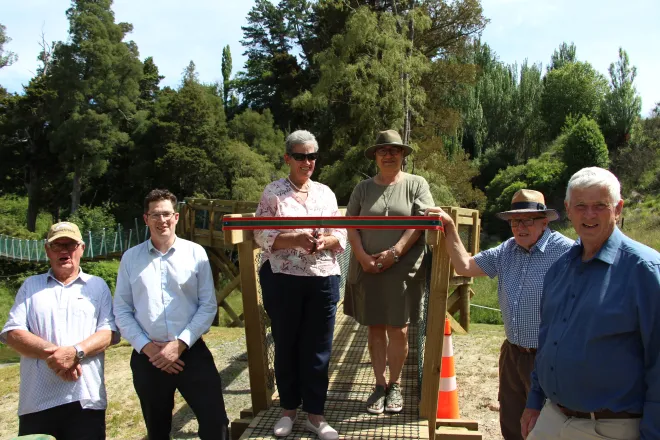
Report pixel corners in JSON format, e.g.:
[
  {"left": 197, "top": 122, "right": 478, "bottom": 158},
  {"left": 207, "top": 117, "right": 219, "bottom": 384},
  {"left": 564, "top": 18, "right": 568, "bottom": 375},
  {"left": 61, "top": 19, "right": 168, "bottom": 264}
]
[
  {"left": 0, "top": 270, "right": 117, "bottom": 415},
  {"left": 113, "top": 237, "right": 217, "bottom": 353}
]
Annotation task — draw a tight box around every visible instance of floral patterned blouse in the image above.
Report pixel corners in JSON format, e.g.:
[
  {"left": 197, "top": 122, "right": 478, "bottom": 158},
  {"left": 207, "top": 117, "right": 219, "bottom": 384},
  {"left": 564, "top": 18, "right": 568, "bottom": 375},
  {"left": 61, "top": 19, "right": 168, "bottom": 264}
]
[{"left": 254, "top": 178, "right": 347, "bottom": 277}]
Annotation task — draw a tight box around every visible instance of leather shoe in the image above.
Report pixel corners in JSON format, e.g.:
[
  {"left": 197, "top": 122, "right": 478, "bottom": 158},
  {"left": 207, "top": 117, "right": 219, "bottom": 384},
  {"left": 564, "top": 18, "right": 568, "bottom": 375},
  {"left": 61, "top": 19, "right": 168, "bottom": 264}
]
[
  {"left": 305, "top": 419, "right": 339, "bottom": 440},
  {"left": 274, "top": 415, "right": 296, "bottom": 437}
]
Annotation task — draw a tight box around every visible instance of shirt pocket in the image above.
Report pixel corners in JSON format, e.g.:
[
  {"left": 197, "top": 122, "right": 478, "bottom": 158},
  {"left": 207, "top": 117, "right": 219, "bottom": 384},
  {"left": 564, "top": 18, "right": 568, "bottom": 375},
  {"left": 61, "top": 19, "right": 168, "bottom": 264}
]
[{"left": 72, "top": 295, "right": 99, "bottom": 318}]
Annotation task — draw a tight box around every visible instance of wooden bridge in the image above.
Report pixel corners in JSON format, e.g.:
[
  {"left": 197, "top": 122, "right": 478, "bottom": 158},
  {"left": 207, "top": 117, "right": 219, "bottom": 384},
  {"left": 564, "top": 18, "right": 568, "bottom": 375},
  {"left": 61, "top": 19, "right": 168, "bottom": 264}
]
[{"left": 179, "top": 199, "right": 485, "bottom": 440}]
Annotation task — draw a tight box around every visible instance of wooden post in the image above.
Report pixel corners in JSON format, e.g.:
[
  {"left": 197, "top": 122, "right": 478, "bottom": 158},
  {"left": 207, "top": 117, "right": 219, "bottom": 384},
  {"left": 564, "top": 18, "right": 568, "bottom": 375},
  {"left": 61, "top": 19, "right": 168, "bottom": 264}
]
[
  {"left": 458, "top": 284, "right": 470, "bottom": 332},
  {"left": 421, "top": 212, "right": 453, "bottom": 440},
  {"left": 237, "top": 240, "right": 272, "bottom": 413}
]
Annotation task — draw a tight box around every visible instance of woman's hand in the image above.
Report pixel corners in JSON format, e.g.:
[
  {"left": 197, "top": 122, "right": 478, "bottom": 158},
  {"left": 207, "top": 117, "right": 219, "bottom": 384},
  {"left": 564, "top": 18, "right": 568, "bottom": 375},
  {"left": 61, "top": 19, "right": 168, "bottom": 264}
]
[
  {"left": 371, "top": 250, "right": 395, "bottom": 272},
  {"left": 313, "top": 233, "right": 337, "bottom": 253},
  {"left": 424, "top": 207, "right": 455, "bottom": 231},
  {"left": 358, "top": 253, "right": 380, "bottom": 273},
  {"left": 294, "top": 232, "right": 319, "bottom": 253}
]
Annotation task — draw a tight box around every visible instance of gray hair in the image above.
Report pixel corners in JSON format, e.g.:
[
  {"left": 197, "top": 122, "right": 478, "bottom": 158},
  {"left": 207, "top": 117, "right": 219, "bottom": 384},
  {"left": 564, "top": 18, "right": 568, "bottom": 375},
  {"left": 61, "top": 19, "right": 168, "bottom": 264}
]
[
  {"left": 285, "top": 130, "right": 319, "bottom": 155},
  {"left": 565, "top": 167, "right": 621, "bottom": 204}
]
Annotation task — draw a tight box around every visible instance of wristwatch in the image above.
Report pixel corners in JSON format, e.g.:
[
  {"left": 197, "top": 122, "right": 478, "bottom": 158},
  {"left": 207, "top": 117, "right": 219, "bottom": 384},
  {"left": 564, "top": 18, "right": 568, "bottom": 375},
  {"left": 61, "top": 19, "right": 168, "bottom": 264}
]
[
  {"left": 390, "top": 247, "right": 400, "bottom": 263},
  {"left": 73, "top": 344, "right": 85, "bottom": 362}
]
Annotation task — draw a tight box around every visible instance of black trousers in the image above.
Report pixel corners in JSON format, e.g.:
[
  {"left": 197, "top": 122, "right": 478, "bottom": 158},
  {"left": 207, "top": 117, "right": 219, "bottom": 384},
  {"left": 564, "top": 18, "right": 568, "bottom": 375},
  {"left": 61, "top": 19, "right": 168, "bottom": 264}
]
[
  {"left": 259, "top": 261, "right": 340, "bottom": 415},
  {"left": 499, "top": 339, "right": 536, "bottom": 440},
  {"left": 18, "top": 401, "right": 105, "bottom": 440},
  {"left": 131, "top": 339, "right": 229, "bottom": 440}
]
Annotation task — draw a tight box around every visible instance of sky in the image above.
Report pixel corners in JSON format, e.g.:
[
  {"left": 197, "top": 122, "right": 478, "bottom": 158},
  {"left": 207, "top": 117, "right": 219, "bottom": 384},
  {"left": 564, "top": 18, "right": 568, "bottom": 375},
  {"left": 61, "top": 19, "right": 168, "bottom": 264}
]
[{"left": 1, "top": 0, "right": 658, "bottom": 115}]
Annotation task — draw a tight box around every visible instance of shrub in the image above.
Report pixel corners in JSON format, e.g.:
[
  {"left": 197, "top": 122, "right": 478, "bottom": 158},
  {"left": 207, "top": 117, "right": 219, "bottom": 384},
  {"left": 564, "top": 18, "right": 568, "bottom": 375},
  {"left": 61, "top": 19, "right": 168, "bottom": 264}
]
[{"left": 561, "top": 115, "right": 609, "bottom": 178}]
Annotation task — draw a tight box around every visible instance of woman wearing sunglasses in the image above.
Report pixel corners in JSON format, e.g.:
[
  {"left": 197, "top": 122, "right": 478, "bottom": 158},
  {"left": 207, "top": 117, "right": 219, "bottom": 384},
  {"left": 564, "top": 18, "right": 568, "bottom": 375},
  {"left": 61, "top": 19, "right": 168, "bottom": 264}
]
[
  {"left": 254, "top": 130, "right": 346, "bottom": 440},
  {"left": 344, "top": 129, "right": 434, "bottom": 415}
]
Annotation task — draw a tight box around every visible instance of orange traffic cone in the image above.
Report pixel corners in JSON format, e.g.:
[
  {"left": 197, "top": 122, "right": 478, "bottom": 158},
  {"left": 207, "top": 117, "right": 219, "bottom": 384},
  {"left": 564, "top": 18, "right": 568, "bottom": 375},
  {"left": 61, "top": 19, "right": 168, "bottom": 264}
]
[{"left": 436, "top": 317, "right": 460, "bottom": 418}]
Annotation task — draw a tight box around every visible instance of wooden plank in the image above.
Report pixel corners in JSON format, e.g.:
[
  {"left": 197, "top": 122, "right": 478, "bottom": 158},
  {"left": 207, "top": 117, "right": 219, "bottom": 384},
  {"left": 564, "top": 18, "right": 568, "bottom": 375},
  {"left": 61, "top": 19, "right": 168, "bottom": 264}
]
[
  {"left": 220, "top": 300, "right": 244, "bottom": 328},
  {"left": 224, "top": 214, "right": 256, "bottom": 245},
  {"left": 426, "top": 212, "right": 441, "bottom": 246},
  {"left": 208, "top": 201, "right": 216, "bottom": 248},
  {"left": 436, "top": 428, "right": 483, "bottom": 439},
  {"left": 217, "top": 276, "right": 241, "bottom": 302},
  {"left": 446, "top": 288, "right": 461, "bottom": 315},
  {"left": 471, "top": 211, "right": 480, "bottom": 257},
  {"left": 230, "top": 418, "right": 253, "bottom": 440},
  {"left": 237, "top": 240, "right": 272, "bottom": 413},
  {"left": 420, "top": 209, "right": 454, "bottom": 440},
  {"left": 447, "top": 313, "right": 467, "bottom": 335},
  {"left": 239, "top": 408, "right": 254, "bottom": 419},
  {"left": 436, "top": 420, "right": 480, "bottom": 430}
]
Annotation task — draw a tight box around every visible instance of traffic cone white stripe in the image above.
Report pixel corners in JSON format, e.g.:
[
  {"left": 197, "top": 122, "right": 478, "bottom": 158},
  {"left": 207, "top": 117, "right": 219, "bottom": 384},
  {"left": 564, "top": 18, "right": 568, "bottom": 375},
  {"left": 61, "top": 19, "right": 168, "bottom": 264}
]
[
  {"left": 440, "top": 376, "right": 457, "bottom": 392},
  {"left": 442, "top": 335, "right": 454, "bottom": 357}
]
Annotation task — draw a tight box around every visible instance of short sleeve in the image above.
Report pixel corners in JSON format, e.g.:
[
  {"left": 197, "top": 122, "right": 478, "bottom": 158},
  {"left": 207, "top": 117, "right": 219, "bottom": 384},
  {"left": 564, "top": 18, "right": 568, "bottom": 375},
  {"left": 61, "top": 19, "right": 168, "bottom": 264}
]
[
  {"left": 0, "top": 282, "right": 29, "bottom": 343},
  {"left": 473, "top": 242, "right": 505, "bottom": 279},
  {"left": 346, "top": 182, "right": 364, "bottom": 217},
  {"left": 413, "top": 178, "right": 434, "bottom": 216}
]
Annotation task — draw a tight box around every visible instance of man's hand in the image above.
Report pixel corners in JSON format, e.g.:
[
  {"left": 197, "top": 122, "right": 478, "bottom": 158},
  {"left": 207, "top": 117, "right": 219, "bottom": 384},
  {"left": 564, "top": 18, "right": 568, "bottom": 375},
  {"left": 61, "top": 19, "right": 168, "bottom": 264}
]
[
  {"left": 56, "top": 364, "right": 83, "bottom": 382},
  {"left": 44, "top": 346, "right": 77, "bottom": 373},
  {"left": 521, "top": 408, "right": 541, "bottom": 439},
  {"left": 149, "top": 340, "right": 187, "bottom": 371},
  {"left": 425, "top": 207, "right": 455, "bottom": 231}
]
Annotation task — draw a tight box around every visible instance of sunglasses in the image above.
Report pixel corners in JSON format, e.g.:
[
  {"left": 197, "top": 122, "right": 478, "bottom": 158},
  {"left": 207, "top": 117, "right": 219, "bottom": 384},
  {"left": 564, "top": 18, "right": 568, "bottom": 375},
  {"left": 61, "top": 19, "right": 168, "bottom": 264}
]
[{"left": 289, "top": 152, "right": 318, "bottom": 161}]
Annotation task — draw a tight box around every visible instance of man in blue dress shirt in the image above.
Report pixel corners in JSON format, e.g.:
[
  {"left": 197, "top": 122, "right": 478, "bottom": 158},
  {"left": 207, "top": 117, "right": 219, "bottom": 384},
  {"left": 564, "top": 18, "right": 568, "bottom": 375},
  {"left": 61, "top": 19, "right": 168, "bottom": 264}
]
[
  {"left": 427, "top": 189, "right": 573, "bottom": 440},
  {"left": 114, "top": 189, "right": 229, "bottom": 440},
  {"left": 522, "top": 167, "right": 660, "bottom": 440}
]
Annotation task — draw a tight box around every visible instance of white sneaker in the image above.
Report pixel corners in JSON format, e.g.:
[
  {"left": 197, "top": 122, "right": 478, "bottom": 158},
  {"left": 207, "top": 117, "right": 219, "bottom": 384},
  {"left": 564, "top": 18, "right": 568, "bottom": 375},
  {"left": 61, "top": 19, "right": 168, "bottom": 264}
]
[
  {"left": 305, "top": 419, "right": 339, "bottom": 440},
  {"left": 274, "top": 415, "right": 296, "bottom": 437}
]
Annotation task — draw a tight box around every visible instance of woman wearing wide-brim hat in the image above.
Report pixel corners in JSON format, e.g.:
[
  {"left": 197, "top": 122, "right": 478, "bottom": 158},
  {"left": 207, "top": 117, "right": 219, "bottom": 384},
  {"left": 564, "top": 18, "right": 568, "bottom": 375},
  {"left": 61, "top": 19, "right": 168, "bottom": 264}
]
[{"left": 344, "top": 129, "right": 434, "bottom": 414}]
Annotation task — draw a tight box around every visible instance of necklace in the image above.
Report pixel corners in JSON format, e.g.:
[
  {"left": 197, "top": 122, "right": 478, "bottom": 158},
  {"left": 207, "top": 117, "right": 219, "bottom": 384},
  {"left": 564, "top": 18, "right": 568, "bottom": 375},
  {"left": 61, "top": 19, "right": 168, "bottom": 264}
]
[
  {"left": 287, "top": 176, "right": 309, "bottom": 193},
  {"left": 378, "top": 173, "right": 400, "bottom": 216}
]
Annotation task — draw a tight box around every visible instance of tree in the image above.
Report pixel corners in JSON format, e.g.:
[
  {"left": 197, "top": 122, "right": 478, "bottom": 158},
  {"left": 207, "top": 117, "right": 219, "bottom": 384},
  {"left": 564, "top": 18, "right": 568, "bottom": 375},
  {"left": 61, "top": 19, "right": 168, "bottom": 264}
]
[
  {"left": 47, "top": 0, "right": 143, "bottom": 214},
  {"left": 0, "top": 24, "right": 18, "bottom": 69},
  {"left": 562, "top": 115, "right": 609, "bottom": 178},
  {"left": 547, "top": 42, "right": 576, "bottom": 72},
  {"left": 138, "top": 56, "right": 164, "bottom": 110},
  {"left": 540, "top": 61, "right": 608, "bottom": 140},
  {"left": 599, "top": 48, "right": 642, "bottom": 152},
  {"left": 228, "top": 109, "right": 285, "bottom": 165},
  {"left": 222, "top": 45, "right": 232, "bottom": 108}
]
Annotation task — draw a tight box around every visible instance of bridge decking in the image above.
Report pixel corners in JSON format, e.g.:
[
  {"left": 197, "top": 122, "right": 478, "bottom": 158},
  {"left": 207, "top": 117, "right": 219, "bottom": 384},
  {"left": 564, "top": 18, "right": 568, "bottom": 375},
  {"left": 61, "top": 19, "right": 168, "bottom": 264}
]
[{"left": 239, "top": 308, "right": 428, "bottom": 439}]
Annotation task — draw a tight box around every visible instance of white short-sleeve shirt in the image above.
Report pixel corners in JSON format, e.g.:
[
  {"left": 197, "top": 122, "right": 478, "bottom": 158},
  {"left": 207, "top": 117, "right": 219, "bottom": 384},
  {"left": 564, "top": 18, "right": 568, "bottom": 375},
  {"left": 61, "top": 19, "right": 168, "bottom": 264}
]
[{"left": 0, "top": 270, "right": 117, "bottom": 416}]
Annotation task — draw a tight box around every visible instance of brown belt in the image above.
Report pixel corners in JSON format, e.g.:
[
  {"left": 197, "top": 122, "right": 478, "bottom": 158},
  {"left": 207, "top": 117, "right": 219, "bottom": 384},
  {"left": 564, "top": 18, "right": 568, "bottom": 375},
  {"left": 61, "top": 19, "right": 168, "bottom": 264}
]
[
  {"left": 557, "top": 404, "right": 642, "bottom": 420},
  {"left": 508, "top": 341, "right": 536, "bottom": 354}
]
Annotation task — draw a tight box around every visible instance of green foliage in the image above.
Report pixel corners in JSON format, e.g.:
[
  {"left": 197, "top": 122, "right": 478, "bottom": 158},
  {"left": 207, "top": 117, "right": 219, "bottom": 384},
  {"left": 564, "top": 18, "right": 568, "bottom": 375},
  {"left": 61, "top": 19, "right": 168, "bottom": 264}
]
[
  {"left": 67, "top": 203, "right": 118, "bottom": 234},
  {"left": 228, "top": 109, "right": 285, "bottom": 165},
  {"left": 223, "top": 141, "right": 280, "bottom": 202},
  {"left": 0, "top": 196, "right": 51, "bottom": 239},
  {"left": 561, "top": 116, "right": 609, "bottom": 178},
  {"left": 599, "top": 48, "right": 642, "bottom": 152},
  {"left": 83, "top": 260, "right": 120, "bottom": 292},
  {"left": 222, "top": 45, "right": 232, "bottom": 108},
  {"left": 541, "top": 61, "right": 608, "bottom": 140},
  {"left": 0, "top": 23, "right": 18, "bottom": 69},
  {"left": 547, "top": 42, "right": 576, "bottom": 72}
]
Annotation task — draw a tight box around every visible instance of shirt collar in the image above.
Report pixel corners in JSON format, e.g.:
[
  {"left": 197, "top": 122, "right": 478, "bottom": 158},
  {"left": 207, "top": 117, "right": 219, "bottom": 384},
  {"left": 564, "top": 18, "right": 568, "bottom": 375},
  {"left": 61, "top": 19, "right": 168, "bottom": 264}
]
[
  {"left": 147, "top": 236, "right": 179, "bottom": 255},
  {"left": 47, "top": 268, "right": 89, "bottom": 284},
  {"left": 519, "top": 227, "right": 552, "bottom": 253},
  {"left": 567, "top": 226, "right": 622, "bottom": 264}
]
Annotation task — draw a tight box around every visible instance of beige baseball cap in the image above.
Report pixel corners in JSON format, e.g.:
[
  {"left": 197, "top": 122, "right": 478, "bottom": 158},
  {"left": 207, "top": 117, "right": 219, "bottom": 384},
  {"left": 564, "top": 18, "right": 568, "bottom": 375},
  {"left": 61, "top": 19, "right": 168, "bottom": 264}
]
[{"left": 47, "top": 222, "right": 83, "bottom": 243}]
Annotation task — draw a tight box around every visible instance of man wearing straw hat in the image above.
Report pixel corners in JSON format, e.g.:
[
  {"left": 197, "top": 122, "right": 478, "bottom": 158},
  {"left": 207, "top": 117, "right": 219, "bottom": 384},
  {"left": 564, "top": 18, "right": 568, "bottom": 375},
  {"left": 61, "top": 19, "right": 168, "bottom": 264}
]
[
  {"left": 1, "top": 221, "right": 118, "bottom": 440},
  {"left": 427, "top": 189, "right": 573, "bottom": 440}
]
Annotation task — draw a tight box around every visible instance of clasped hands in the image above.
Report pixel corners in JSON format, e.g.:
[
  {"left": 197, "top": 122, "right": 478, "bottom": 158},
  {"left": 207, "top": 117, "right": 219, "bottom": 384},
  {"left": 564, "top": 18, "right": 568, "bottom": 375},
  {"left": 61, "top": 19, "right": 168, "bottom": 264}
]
[
  {"left": 44, "top": 345, "right": 82, "bottom": 382},
  {"left": 359, "top": 247, "right": 398, "bottom": 274},
  {"left": 295, "top": 231, "right": 333, "bottom": 254},
  {"left": 142, "top": 340, "right": 187, "bottom": 374}
]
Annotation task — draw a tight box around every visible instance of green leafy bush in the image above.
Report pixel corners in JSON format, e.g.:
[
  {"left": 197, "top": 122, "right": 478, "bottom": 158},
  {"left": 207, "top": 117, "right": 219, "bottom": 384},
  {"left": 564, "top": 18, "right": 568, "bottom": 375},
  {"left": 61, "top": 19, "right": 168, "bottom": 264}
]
[
  {"left": 67, "top": 203, "right": 117, "bottom": 234},
  {"left": 561, "top": 116, "right": 609, "bottom": 178}
]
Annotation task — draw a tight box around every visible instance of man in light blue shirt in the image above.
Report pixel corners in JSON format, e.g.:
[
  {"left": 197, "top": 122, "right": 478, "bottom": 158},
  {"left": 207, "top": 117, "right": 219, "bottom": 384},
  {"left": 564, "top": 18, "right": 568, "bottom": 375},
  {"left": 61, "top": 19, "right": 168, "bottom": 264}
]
[
  {"left": 113, "top": 189, "right": 229, "bottom": 440},
  {"left": 522, "top": 167, "right": 660, "bottom": 440},
  {"left": 427, "top": 189, "right": 573, "bottom": 440}
]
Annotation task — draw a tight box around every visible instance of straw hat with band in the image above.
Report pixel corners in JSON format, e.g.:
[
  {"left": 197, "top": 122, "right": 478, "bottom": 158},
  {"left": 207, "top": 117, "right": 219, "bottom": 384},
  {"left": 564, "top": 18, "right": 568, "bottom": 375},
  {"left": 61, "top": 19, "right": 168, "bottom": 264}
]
[
  {"left": 364, "top": 130, "right": 414, "bottom": 160},
  {"left": 495, "top": 189, "right": 559, "bottom": 222},
  {"left": 47, "top": 222, "right": 83, "bottom": 243}
]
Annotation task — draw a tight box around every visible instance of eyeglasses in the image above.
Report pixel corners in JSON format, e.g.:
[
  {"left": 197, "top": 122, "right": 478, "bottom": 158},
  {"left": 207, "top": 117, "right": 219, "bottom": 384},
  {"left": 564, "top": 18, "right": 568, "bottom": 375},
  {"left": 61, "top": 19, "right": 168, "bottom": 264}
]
[
  {"left": 147, "top": 212, "right": 175, "bottom": 221},
  {"left": 508, "top": 217, "right": 546, "bottom": 227},
  {"left": 289, "top": 152, "right": 318, "bottom": 162},
  {"left": 48, "top": 242, "right": 81, "bottom": 252},
  {"left": 376, "top": 147, "right": 402, "bottom": 157}
]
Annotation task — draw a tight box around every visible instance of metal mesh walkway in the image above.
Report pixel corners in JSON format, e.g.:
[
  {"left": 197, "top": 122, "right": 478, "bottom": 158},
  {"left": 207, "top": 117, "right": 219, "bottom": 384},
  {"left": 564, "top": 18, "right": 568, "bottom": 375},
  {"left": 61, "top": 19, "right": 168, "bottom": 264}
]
[{"left": 239, "top": 309, "right": 427, "bottom": 439}]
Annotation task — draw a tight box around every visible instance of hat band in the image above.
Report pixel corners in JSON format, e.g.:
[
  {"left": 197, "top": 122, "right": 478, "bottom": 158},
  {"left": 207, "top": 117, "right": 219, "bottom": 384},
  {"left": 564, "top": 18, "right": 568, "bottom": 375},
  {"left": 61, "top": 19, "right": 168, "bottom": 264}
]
[{"left": 510, "top": 201, "right": 546, "bottom": 211}]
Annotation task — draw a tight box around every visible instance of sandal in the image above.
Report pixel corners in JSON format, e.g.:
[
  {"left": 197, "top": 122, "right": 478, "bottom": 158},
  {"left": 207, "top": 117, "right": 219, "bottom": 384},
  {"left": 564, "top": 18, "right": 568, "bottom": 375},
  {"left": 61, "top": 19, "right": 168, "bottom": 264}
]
[
  {"left": 385, "top": 382, "right": 403, "bottom": 413},
  {"left": 366, "top": 384, "right": 387, "bottom": 414}
]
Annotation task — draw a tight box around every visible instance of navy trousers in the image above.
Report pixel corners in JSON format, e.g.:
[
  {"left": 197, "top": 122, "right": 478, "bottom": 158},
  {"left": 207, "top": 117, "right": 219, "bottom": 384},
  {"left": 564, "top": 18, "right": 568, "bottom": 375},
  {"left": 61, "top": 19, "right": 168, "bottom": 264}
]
[{"left": 259, "top": 261, "right": 340, "bottom": 415}]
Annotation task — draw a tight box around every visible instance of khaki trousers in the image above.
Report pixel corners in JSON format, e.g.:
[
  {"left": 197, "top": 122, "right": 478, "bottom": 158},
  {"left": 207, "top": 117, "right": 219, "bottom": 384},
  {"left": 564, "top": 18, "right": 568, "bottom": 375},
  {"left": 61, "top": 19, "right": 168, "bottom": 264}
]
[{"left": 528, "top": 401, "right": 640, "bottom": 440}]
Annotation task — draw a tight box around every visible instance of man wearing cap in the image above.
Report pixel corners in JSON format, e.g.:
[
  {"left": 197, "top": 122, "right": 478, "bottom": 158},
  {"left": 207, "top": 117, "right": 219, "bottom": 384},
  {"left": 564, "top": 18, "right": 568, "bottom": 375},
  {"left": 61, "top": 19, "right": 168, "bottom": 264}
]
[
  {"left": 427, "top": 189, "right": 573, "bottom": 440},
  {"left": 521, "top": 167, "right": 660, "bottom": 440},
  {"left": 1, "top": 222, "right": 118, "bottom": 440}
]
